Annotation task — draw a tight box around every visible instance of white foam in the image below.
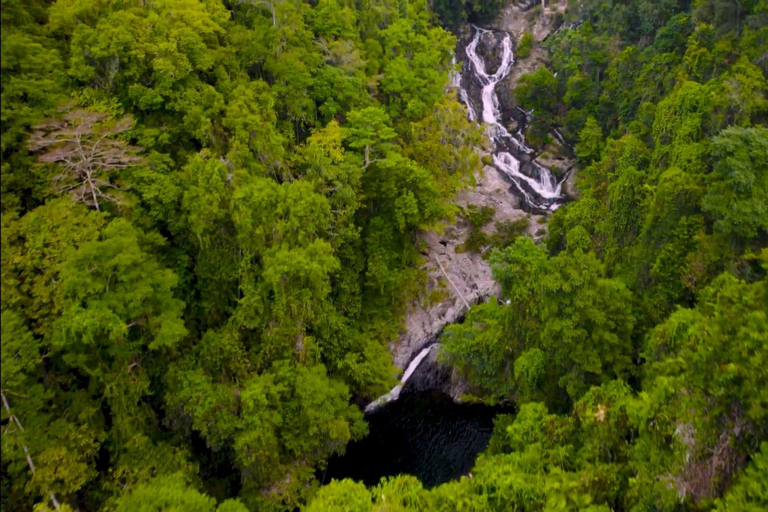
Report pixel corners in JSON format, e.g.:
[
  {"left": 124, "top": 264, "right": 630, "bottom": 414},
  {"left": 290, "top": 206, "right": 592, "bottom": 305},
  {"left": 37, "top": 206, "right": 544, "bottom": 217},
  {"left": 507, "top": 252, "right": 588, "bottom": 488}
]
[{"left": 365, "top": 344, "right": 438, "bottom": 413}]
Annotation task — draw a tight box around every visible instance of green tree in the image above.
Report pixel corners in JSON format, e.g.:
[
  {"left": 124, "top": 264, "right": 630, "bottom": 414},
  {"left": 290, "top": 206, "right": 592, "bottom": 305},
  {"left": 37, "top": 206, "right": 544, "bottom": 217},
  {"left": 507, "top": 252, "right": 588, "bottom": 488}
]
[
  {"left": 52, "top": 218, "right": 187, "bottom": 446},
  {"left": 575, "top": 116, "right": 603, "bottom": 166},
  {"left": 304, "top": 479, "right": 373, "bottom": 512},
  {"left": 514, "top": 67, "right": 559, "bottom": 143},
  {"left": 714, "top": 443, "right": 768, "bottom": 511},
  {"left": 702, "top": 126, "right": 768, "bottom": 239},
  {"left": 114, "top": 473, "right": 247, "bottom": 512},
  {"left": 516, "top": 32, "right": 534, "bottom": 59},
  {"left": 631, "top": 273, "right": 768, "bottom": 506},
  {"left": 441, "top": 300, "right": 515, "bottom": 400}
]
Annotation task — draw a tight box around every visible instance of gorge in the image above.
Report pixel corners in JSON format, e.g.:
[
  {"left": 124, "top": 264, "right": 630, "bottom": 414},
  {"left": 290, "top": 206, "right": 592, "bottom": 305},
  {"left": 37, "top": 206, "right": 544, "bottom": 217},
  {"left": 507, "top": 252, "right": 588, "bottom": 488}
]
[
  {"left": 5, "top": 0, "right": 765, "bottom": 507},
  {"left": 337, "top": 18, "right": 572, "bottom": 487}
]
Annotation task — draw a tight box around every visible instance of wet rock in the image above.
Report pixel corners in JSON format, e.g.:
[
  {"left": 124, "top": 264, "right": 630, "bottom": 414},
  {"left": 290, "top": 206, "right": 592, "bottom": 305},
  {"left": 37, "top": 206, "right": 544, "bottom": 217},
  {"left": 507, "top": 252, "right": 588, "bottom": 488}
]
[
  {"left": 563, "top": 166, "right": 580, "bottom": 200},
  {"left": 402, "top": 344, "right": 478, "bottom": 403},
  {"left": 534, "top": 141, "right": 575, "bottom": 190},
  {"left": 390, "top": 165, "right": 542, "bottom": 372},
  {"left": 403, "top": 346, "right": 452, "bottom": 394}
]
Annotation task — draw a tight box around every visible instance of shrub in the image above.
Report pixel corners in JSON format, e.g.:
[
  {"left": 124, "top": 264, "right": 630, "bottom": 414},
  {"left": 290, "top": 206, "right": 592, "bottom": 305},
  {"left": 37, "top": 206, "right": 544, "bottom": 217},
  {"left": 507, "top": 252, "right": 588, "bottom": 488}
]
[
  {"left": 516, "top": 32, "right": 534, "bottom": 59},
  {"left": 490, "top": 217, "right": 531, "bottom": 248},
  {"left": 467, "top": 204, "right": 496, "bottom": 227},
  {"left": 459, "top": 204, "right": 496, "bottom": 253}
]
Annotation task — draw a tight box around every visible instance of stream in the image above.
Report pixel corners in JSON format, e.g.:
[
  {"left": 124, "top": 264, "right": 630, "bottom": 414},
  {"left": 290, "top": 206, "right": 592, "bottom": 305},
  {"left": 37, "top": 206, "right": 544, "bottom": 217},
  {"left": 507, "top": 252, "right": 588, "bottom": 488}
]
[
  {"left": 458, "top": 25, "right": 567, "bottom": 212},
  {"left": 326, "top": 25, "right": 559, "bottom": 489}
]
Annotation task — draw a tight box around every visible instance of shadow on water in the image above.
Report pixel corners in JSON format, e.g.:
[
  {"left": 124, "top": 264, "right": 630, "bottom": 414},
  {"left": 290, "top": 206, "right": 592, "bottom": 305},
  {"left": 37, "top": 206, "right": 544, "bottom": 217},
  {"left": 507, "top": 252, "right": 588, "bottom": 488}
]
[{"left": 323, "top": 390, "right": 504, "bottom": 488}]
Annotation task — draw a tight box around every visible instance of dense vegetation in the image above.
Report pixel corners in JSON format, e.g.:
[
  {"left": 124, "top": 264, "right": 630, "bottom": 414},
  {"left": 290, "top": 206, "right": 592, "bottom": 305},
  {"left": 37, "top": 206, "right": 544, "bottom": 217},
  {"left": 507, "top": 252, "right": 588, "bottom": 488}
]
[
  {"left": 1, "top": 0, "right": 481, "bottom": 510},
  {"left": 1, "top": 0, "right": 766, "bottom": 511},
  {"left": 315, "top": 0, "right": 768, "bottom": 510}
]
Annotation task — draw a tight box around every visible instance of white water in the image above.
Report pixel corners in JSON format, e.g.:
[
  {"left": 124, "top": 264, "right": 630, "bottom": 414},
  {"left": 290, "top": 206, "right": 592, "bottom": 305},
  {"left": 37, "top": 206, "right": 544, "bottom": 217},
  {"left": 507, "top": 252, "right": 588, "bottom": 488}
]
[
  {"left": 365, "top": 344, "right": 437, "bottom": 413},
  {"left": 364, "top": 28, "right": 567, "bottom": 414},
  {"left": 553, "top": 127, "right": 570, "bottom": 149},
  {"left": 494, "top": 153, "right": 559, "bottom": 202},
  {"left": 458, "top": 26, "right": 563, "bottom": 210},
  {"left": 451, "top": 58, "right": 476, "bottom": 121}
]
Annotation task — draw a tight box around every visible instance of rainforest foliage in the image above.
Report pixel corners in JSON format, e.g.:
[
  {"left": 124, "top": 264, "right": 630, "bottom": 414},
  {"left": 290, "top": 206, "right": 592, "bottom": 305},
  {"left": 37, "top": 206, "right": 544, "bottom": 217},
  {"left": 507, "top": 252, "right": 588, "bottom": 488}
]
[
  {"left": 317, "top": 0, "right": 768, "bottom": 510},
  {"left": 1, "top": 0, "right": 767, "bottom": 510},
  {"left": 0, "top": 0, "right": 481, "bottom": 510}
]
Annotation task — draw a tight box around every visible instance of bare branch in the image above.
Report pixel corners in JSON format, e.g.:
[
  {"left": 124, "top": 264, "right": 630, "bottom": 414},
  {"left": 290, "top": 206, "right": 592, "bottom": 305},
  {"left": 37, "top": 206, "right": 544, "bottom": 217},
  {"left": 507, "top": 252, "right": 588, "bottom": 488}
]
[
  {"left": 28, "top": 105, "right": 144, "bottom": 210},
  {"left": 435, "top": 256, "right": 471, "bottom": 311},
  {"left": 1, "top": 390, "right": 61, "bottom": 511}
]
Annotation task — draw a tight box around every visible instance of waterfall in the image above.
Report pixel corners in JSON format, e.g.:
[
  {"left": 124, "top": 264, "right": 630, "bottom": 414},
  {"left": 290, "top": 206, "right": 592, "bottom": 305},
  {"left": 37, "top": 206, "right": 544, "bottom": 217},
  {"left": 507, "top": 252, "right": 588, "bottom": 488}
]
[
  {"left": 553, "top": 127, "right": 571, "bottom": 149},
  {"left": 451, "top": 58, "right": 476, "bottom": 121},
  {"left": 492, "top": 153, "right": 558, "bottom": 202},
  {"left": 457, "top": 26, "right": 563, "bottom": 211},
  {"left": 364, "top": 28, "right": 567, "bottom": 415},
  {"left": 365, "top": 344, "right": 437, "bottom": 413}
]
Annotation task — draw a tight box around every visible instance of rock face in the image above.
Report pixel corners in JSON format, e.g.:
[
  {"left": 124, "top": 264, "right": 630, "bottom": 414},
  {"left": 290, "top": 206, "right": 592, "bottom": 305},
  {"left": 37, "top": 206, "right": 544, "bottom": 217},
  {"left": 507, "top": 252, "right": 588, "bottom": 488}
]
[
  {"left": 390, "top": 165, "right": 544, "bottom": 372},
  {"left": 403, "top": 345, "right": 476, "bottom": 402},
  {"left": 488, "top": 0, "right": 567, "bottom": 42},
  {"left": 389, "top": 0, "right": 575, "bottom": 399}
]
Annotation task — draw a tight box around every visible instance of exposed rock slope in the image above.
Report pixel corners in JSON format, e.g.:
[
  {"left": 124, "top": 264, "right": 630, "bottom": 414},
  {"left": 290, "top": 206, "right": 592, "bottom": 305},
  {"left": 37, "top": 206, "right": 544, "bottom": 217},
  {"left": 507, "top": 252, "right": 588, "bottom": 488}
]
[
  {"left": 391, "top": 0, "right": 574, "bottom": 387},
  {"left": 391, "top": 165, "right": 544, "bottom": 370}
]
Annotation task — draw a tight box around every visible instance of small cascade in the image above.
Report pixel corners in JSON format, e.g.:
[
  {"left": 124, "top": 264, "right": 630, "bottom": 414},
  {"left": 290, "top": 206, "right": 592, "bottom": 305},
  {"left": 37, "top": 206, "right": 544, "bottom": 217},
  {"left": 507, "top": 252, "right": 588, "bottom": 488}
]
[
  {"left": 456, "top": 26, "right": 565, "bottom": 211},
  {"left": 365, "top": 344, "right": 438, "bottom": 413},
  {"left": 451, "top": 58, "right": 476, "bottom": 121},
  {"left": 553, "top": 127, "right": 571, "bottom": 149},
  {"left": 493, "top": 152, "right": 559, "bottom": 204}
]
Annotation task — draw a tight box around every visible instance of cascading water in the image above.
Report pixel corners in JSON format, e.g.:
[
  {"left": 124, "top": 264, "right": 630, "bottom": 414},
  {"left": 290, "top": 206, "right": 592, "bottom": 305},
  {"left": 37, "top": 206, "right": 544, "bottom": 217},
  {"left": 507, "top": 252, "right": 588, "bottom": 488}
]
[
  {"left": 553, "top": 127, "right": 571, "bottom": 149},
  {"left": 455, "top": 26, "right": 566, "bottom": 211},
  {"left": 365, "top": 344, "right": 437, "bottom": 413},
  {"left": 451, "top": 58, "right": 476, "bottom": 122},
  {"left": 332, "top": 24, "right": 569, "bottom": 492}
]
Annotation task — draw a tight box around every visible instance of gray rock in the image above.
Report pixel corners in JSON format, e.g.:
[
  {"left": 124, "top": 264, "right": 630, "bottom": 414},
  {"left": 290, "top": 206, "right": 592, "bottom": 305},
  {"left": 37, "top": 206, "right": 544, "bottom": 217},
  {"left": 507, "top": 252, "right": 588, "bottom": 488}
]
[
  {"left": 389, "top": 0, "right": 573, "bottom": 400},
  {"left": 390, "top": 166, "right": 542, "bottom": 388},
  {"left": 401, "top": 344, "right": 480, "bottom": 403}
]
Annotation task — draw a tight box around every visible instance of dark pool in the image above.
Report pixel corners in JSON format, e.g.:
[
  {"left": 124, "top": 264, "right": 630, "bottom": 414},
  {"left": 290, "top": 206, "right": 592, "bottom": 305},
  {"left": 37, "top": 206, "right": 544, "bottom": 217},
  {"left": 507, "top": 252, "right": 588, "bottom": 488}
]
[{"left": 322, "top": 390, "right": 502, "bottom": 488}]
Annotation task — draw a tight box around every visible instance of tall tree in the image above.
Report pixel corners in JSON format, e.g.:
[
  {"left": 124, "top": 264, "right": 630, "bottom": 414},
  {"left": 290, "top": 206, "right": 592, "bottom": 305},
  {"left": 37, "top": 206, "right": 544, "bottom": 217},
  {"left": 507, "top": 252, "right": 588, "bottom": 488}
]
[{"left": 28, "top": 108, "right": 144, "bottom": 210}]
